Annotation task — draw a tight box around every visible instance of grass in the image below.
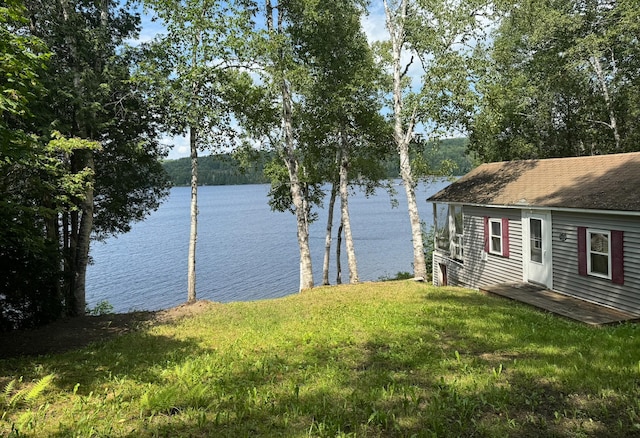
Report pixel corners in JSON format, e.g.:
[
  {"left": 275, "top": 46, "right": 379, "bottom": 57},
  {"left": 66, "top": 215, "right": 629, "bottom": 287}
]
[{"left": 1, "top": 281, "right": 640, "bottom": 437}]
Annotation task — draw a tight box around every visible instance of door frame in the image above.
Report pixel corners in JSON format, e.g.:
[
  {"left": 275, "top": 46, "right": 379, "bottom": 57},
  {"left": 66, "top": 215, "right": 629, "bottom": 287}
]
[{"left": 522, "top": 210, "right": 553, "bottom": 288}]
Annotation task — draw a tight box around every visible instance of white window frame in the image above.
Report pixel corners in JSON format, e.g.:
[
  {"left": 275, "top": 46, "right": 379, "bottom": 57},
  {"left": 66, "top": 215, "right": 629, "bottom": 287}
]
[
  {"left": 489, "top": 218, "right": 503, "bottom": 256},
  {"left": 587, "top": 228, "right": 611, "bottom": 280}
]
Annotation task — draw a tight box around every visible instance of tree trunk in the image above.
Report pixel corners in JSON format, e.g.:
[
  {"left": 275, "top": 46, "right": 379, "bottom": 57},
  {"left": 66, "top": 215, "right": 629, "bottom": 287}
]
[
  {"left": 283, "top": 119, "right": 314, "bottom": 290},
  {"left": 72, "top": 150, "right": 95, "bottom": 315},
  {"left": 339, "top": 134, "right": 358, "bottom": 284},
  {"left": 187, "top": 126, "right": 198, "bottom": 304},
  {"left": 280, "top": 68, "right": 313, "bottom": 291},
  {"left": 45, "top": 205, "right": 63, "bottom": 311},
  {"left": 399, "top": 154, "right": 427, "bottom": 280},
  {"left": 385, "top": 0, "right": 427, "bottom": 280},
  {"left": 322, "top": 180, "right": 338, "bottom": 285},
  {"left": 66, "top": 210, "right": 78, "bottom": 312},
  {"left": 336, "top": 221, "right": 343, "bottom": 285},
  {"left": 267, "top": 0, "right": 314, "bottom": 291},
  {"left": 590, "top": 54, "right": 621, "bottom": 150}
]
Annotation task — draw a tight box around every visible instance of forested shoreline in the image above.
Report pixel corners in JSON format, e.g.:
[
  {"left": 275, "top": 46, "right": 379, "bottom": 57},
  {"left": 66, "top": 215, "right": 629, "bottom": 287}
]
[{"left": 163, "top": 138, "right": 474, "bottom": 186}]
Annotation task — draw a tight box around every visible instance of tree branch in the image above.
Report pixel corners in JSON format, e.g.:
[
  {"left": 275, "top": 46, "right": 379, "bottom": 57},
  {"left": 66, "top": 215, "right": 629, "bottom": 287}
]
[{"left": 400, "top": 55, "right": 414, "bottom": 79}]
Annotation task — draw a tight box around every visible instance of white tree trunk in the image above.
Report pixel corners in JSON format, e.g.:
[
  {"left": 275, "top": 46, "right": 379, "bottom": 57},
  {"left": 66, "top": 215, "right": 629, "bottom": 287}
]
[
  {"left": 267, "top": 0, "right": 314, "bottom": 291},
  {"left": 281, "top": 79, "right": 314, "bottom": 291},
  {"left": 590, "top": 54, "right": 621, "bottom": 150},
  {"left": 187, "top": 126, "right": 198, "bottom": 303},
  {"left": 339, "top": 138, "right": 359, "bottom": 284},
  {"left": 399, "top": 150, "right": 427, "bottom": 280},
  {"left": 384, "top": 0, "right": 427, "bottom": 280}
]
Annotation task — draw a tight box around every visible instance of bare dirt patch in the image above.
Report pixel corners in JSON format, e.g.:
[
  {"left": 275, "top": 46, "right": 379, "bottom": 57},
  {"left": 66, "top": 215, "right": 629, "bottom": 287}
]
[{"left": 0, "top": 300, "right": 217, "bottom": 360}]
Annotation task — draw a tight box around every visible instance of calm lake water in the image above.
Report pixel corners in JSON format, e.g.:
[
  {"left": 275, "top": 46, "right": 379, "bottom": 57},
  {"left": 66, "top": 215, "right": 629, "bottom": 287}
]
[{"left": 86, "top": 180, "right": 449, "bottom": 312}]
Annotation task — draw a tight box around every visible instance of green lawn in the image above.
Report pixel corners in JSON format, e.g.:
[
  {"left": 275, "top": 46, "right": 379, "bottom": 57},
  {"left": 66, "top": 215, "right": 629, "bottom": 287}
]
[{"left": 1, "top": 281, "right": 639, "bottom": 437}]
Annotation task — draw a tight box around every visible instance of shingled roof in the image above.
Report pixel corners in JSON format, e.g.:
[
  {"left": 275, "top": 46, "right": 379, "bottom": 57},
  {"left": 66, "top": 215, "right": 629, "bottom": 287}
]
[{"left": 428, "top": 152, "right": 640, "bottom": 212}]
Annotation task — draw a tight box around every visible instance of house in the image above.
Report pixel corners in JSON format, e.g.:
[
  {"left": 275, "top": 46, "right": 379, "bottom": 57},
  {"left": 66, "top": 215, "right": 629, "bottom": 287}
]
[{"left": 427, "top": 152, "right": 640, "bottom": 316}]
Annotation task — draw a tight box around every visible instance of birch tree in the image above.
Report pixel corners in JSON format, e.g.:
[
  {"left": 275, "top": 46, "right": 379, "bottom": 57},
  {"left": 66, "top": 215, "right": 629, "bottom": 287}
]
[
  {"left": 238, "top": 0, "right": 390, "bottom": 289},
  {"left": 383, "top": 0, "right": 490, "bottom": 280},
  {"left": 241, "top": 0, "right": 316, "bottom": 291},
  {"left": 140, "top": 0, "right": 251, "bottom": 303},
  {"left": 288, "top": 0, "right": 389, "bottom": 285}
]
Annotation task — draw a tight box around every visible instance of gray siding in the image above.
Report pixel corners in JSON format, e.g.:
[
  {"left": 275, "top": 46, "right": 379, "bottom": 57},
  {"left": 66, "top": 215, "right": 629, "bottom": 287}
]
[
  {"left": 432, "top": 203, "right": 640, "bottom": 316},
  {"left": 432, "top": 206, "right": 523, "bottom": 289},
  {"left": 551, "top": 212, "right": 640, "bottom": 315}
]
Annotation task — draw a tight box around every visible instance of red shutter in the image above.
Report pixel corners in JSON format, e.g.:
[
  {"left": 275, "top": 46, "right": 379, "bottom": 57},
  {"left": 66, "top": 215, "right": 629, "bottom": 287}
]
[
  {"left": 483, "top": 216, "right": 489, "bottom": 253},
  {"left": 577, "top": 226, "right": 587, "bottom": 276},
  {"left": 502, "top": 217, "right": 510, "bottom": 258},
  {"left": 611, "top": 230, "right": 624, "bottom": 285}
]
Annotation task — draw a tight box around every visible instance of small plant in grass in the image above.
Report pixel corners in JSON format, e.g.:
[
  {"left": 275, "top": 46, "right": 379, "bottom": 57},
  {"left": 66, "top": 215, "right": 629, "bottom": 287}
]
[
  {"left": 2, "top": 375, "right": 55, "bottom": 409},
  {"left": 379, "top": 271, "right": 413, "bottom": 281},
  {"left": 1, "top": 374, "right": 55, "bottom": 434},
  {"left": 86, "top": 300, "right": 114, "bottom": 316}
]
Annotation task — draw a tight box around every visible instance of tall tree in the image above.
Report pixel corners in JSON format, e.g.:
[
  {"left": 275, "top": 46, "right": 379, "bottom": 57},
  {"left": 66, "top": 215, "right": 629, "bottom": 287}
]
[
  {"left": 237, "top": 0, "right": 316, "bottom": 291},
  {"left": 237, "top": 0, "right": 391, "bottom": 289},
  {"left": 0, "top": 0, "right": 60, "bottom": 329},
  {"left": 24, "top": 0, "right": 170, "bottom": 316},
  {"left": 140, "top": 0, "right": 251, "bottom": 303},
  {"left": 382, "top": 0, "right": 488, "bottom": 280},
  {"left": 289, "top": 0, "right": 390, "bottom": 285},
  {"left": 469, "top": 0, "right": 640, "bottom": 161}
]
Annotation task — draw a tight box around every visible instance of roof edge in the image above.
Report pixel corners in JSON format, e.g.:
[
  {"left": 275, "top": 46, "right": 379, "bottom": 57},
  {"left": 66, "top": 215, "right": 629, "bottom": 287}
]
[{"left": 426, "top": 201, "right": 640, "bottom": 217}]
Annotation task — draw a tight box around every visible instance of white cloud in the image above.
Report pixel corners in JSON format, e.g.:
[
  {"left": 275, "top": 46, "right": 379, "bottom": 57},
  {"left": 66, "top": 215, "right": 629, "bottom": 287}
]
[
  {"left": 361, "top": 5, "right": 388, "bottom": 43},
  {"left": 163, "top": 134, "right": 190, "bottom": 160}
]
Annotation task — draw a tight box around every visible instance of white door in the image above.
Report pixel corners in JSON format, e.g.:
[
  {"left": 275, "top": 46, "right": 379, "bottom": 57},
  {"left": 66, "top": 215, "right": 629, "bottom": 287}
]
[{"left": 522, "top": 211, "right": 552, "bottom": 288}]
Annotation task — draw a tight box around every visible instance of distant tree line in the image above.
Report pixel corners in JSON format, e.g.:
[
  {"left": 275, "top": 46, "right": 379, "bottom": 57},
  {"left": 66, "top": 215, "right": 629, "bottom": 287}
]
[
  {"left": 163, "top": 138, "right": 474, "bottom": 187},
  {"left": 162, "top": 153, "right": 270, "bottom": 186}
]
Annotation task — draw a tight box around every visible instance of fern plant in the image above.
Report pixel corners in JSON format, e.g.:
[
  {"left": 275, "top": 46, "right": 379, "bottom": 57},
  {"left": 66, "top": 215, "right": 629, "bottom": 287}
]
[{"left": 2, "top": 374, "right": 55, "bottom": 409}]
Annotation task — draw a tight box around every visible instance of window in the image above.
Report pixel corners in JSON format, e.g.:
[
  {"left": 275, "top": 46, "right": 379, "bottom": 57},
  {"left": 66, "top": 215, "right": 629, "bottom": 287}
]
[
  {"left": 450, "top": 205, "right": 464, "bottom": 261},
  {"left": 483, "top": 216, "right": 510, "bottom": 258},
  {"left": 489, "top": 218, "right": 502, "bottom": 255},
  {"left": 529, "top": 218, "right": 543, "bottom": 263},
  {"left": 587, "top": 229, "right": 611, "bottom": 279},
  {"left": 577, "top": 227, "right": 624, "bottom": 284},
  {"left": 433, "top": 204, "right": 464, "bottom": 262},
  {"left": 434, "top": 204, "right": 450, "bottom": 252}
]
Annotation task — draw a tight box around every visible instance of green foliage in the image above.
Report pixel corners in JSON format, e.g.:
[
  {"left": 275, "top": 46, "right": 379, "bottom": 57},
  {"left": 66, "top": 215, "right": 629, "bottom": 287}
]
[
  {"left": 287, "top": 0, "right": 393, "bottom": 193},
  {"left": 1, "top": 283, "right": 640, "bottom": 436},
  {"left": 86, "top": 300, "right": 114, "bottom": 316},
  {"left": 0, "top": 0, "right": 49, "bottom": 156},
  {"left": 1, "top": 374, "right": 55, "bottom": 410},
  {"left": 470, "top": 0, "right": 640, "bottom": 161},
  {"left": 138, "top": 0, "right": 252, "bottom": 146},
  {"left": 422, "top": 223, "right": 435, "bottom": 278},
  {"left": 378, "top": 271, "right": 413, "bottom": 281},
  {"left": 0, "top": 0, "right": 63, "bottom": 330},
  {"left": 384, "top": 137, "right": 475, "bottom": 178},
  {"left": 0, "top": 0, "right": 172, "bottom": 324}
]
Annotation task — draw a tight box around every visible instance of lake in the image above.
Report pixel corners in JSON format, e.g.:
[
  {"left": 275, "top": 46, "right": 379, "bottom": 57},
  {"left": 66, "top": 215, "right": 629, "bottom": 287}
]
[{"left": 86, "top": 180, "right": 449, "bottom": 312}]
